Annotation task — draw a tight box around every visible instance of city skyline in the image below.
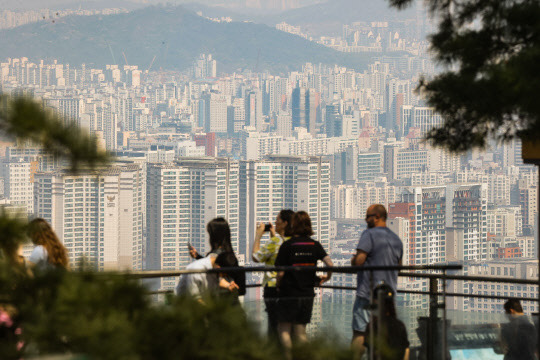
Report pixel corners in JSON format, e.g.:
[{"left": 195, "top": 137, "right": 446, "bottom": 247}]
[{"left": 1, "top": 1, "right": 538, "bottom": 317}]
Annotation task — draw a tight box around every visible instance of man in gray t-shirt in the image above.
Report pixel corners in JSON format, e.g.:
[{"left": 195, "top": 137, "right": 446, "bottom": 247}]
[{"left": 350, "top": 204, "right": 403, "bottom": 360}]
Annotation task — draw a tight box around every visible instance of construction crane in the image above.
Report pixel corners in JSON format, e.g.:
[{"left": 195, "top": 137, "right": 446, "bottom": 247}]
[{"left": 146, "top": 55, "right": 157, "bottom": 73}]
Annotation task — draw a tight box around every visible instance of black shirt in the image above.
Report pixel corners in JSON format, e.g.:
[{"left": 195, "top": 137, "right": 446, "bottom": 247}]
[
  {"left": 365, "top": 317, "right": 410, "bottom": 360},
  {"left": 274, "top": 236, "right": 328, "bottom": 297}
]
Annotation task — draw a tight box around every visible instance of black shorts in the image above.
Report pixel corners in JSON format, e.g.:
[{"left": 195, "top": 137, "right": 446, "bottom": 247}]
[{"left": 276, "top": 296, "right": 314, "bottom": 324}]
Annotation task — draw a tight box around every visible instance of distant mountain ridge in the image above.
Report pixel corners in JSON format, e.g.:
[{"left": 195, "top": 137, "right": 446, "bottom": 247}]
[
  {"left": 0, "top": 5, "right": 378, "bottom": 73},
  {"left": 184, "top": 0, "right": 418, "bottom": 36}
]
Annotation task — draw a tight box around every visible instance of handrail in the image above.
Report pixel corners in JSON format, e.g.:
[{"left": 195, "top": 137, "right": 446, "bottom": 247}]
[
  {"left": 149, "top": 284, "right": 539, "bottom": 303},
  {"left": 319, "top": 285, "right": 539, "bottom": 302},
  {"left": 138, "top": 263, "right": 539, "bottom": 304},
  {"left": 129, "top": 264, "right": 463, "bottom": 279},
  {"left": 129, "top": 265, "right": 540, "bottom": 287},
  {"left": 399, "top": 271, "right": 539, "bottom": 285}
]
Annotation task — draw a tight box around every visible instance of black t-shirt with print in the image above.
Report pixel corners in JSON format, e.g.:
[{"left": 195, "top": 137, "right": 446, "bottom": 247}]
[{"left": 274, "top": 236, "right": 328, "bottom": 297}]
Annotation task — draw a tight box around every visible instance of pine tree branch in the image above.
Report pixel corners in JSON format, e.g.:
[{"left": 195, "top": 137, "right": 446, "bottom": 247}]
[{"left": 0, "top": 95, "right": 110, "bottom": 173}]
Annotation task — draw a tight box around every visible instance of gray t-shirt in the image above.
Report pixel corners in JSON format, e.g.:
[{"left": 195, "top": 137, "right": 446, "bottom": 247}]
[{"left": 356, "top": 226, "right": 403, "bottom": 299}]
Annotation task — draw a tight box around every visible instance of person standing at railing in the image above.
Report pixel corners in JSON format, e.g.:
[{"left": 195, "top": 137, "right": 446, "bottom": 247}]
[
  {"left": 189, "top": 218, "right": 246, "bottom": 297},
  {"left": 351, "top": 204, "right": 403, "bottom": 360},
  {"left": 175, "top": 252, "right": 239, "bottom": 303},
  {"left": 189, "top": 217, "right": 235, "bottom": 259},
  {"left": 252, "top": 209, "right": 294, "bottom": 339},
  {"left": 274, "top": 211, "right": 333, "bottom": 360},
  {"left": 500, "top": 299, "right": 538, "bottom": 360}
]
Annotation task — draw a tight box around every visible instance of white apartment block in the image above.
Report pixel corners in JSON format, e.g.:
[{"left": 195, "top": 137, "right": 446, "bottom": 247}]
[
  {"left": 176, "top": 141, "right": 206, "bottom": 157},
  {"left": 393, "top": 184, "right": 487, "bottom": 265},
  {"left": 407, "top": 171, "right": 451, "bottom": 186},
  {"left": 427, "top": 147, "right": 462, "bottom": 172},
  {"left": 332, "top": 180, "right": 396, "bottom": 219},
  {"left": 454, "top": 171, "right": 511, "bottom": 206},
  {"left": 448, "top": 260, "right": 539, "bottom": 314},
  {"left": 281, "top": 135, "right": 329, "bottom": 157},
  {"left": 486, "top": 206, "right": 523, "bottom": 238},
  {"left": 446, "top": 184, "right": 489, "bottom": 262},
  {"left": 518, "top": 178, "right": 538, "bottom": 229},
  {"left": 240, "top": 129, "right": 283, "bottom": 160},
  {"left": 517, "top": 236, "right": 536, "bottom": 259},
  {"left": 6, "top": 146, "right": 65, "bottom": 171},
  {"left": 327, "top": 137, "right": 359, "bottom": 154},
  {"left": 276, "top": 112, "right": 293, "bottom": 138},
  {"left": 34, "top": 164, "right": 144, "bottom": 271},
  {"left": 1, "top": 158, "right": 35, "bottom": 215},
  {"left": 239, "top": 156, "right": 331, "bottom": 257},
  {"left": 396, "top": 150, "right": 428, "bottom": 179},
  {"left": 331, "top": 185, "right": 359, "bottom": 219},
  {"left": 202, "top": 91, "right": 228, "bottom": 133},
  {"left": 384, "top": 144, "right": 428, "bottom": 180},
  {"left": 388, "top": 217, "right": 411, "bottom": 267},
  {"left": 401, "top": 105, "right": 443, "bottom": 136},
  {"left": 146, "top": 158, "right": 239, "bottom": 290},
  {"left": 356, "top": 180, "right": 397, "bottom": 215}
]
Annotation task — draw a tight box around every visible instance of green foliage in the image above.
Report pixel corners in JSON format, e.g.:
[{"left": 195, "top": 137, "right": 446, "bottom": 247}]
[
  {"left": 0, "top": 95, "right": 110, "bottom": 272},
  {"left": 0, "top": 209, "right": 28, "bottom": 263},
  {"left": 0, "top": 264, "right": 353, "bottom": 359},
  {"left": 291, "top": 334, "right": 352, "bottom": 360},
  {"left": 1, "top": 268, "right": 258, "bottom": 359},
  {"left": 16, "top": 271, "right": 147, "bottom": 359},
  {"left": 389, "top": 0, "right": 540, "bottom": 152},
  {"left": 0, "top": 95, "right": 110, "bottom": 173},
  {"left": 136, "top": 296, "right": 280, "bottom": 360}
]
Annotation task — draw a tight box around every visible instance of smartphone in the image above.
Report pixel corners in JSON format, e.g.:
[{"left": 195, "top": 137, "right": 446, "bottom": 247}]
[
  {"left": 264, "top": 223, "right": 272, "bottom": 232},
  {"left": 187, "top": 242, "right": 194, "bottom": 251}
]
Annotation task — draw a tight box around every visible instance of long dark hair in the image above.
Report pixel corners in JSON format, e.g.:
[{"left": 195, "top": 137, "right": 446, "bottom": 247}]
[
  {"left": 373, "top": 283, "right": 397, "bottom": 319},
  {"left": 28, "top": 218, "right": 69, "bottom": 269},
  {"left": 279, "top": 209, "right": 295, "bottom": 237},
  {"left": 206, "top": 217, "right": 234, "bottom": 254},
  {"left": 208, "top": 218, "right": 245, "bottom": 295}
]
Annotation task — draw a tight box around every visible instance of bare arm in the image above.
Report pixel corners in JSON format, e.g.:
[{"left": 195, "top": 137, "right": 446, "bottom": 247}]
[
  {"left": 319, "top": 255, "right": 333, "bottom": 284},
  {"left": 219, "top": 277, "right": 239, "bottom": 292},
  {"left": 251, "top": 222, "right": 266, "bottom": 262},
  {"left": 351, "top": 250, "right": 368, "bottom": 266}
]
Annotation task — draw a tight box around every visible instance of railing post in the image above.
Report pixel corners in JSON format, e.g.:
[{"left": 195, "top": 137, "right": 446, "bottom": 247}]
[
  {"left": 369, "top": 269, "right": 374, "bottom": 360},
  {"left": 537, "top": 167, "right": 540, "bottom": 359},
  {"left": 428, "top": 277, "right": 438, "bottom": 360},
  {"left": 441, "top": 270, "right": 447, "bottom": 360},
  {"left": 376, "top": 284, "right": 385, "bottom": 360}
]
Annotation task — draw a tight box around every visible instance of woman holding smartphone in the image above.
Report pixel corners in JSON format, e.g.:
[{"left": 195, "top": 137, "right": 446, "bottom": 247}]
[{"left": 251, "top": 209, "right": 294, "bottom": 339}]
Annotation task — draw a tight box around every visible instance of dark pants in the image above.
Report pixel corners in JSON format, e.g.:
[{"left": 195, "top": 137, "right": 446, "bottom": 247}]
[{"left": 264, "top": 286, "right": 279, "bottom": 339}]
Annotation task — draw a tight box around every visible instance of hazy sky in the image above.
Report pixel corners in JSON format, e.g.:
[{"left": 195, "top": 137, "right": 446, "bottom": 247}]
[{"left": 0, "top": 0, "right": 353, "bottom": 11}]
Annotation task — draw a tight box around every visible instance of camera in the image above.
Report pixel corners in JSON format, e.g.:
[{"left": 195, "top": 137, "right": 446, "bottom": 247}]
[{"left": 264, "top": 223, "right": 272, "bottom": 232}]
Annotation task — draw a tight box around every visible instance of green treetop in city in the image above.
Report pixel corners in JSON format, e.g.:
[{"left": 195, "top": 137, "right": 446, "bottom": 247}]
[{"left": 390, "top": 0, "right": 540, "bottom": 152}]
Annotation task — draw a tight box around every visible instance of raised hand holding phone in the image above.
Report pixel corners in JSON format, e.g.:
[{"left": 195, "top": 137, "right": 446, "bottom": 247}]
[{"left": 187, "top": 242, "right": 199, "bottom": 259}]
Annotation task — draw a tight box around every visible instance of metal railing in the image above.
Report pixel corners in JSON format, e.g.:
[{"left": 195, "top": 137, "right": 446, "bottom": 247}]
[{"left": 133, "top": 264, "right": 540, "bottom": 360}]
